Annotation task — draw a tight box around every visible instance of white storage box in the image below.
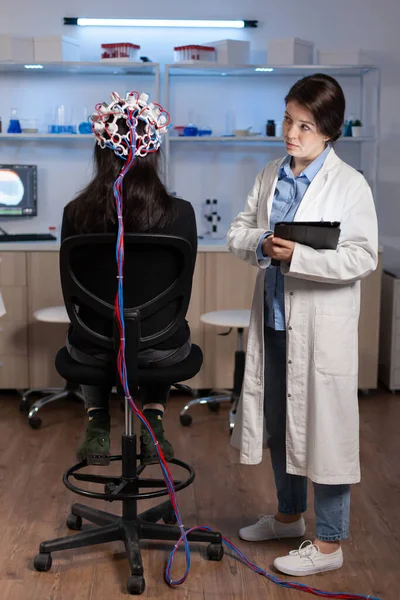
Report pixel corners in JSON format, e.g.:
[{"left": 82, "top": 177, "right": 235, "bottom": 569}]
[
  {"left": 267, "top": 38, "right": 314, "bottom": 65},
  {"left": 34, "top": 35, "right": 80, "bottom": 62},
  {"left": 318, "top": 50, "right": 372, "bottom": 65},
  {"left": 0, "top": 35, "right": 34, "bottom": 62},
  {"left": 204, "top": 39, "right": 250, "bottom": 65}
]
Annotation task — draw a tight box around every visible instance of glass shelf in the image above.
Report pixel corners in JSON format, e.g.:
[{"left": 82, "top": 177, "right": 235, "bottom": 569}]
[
  {"left": 168, "top": 135, "right": 376, "bottom": 143},
  {"left": 0, "top": 133, "right": 94, "bottom": 140},
  {"left": 0, "top": 133, "right": 376, "bottom": 143},
  {"left": 166, "top": 64, "right": 378, "bottom": 78},
  {"left": 0, "top": 61, "right": 158, "bottom": 75}
]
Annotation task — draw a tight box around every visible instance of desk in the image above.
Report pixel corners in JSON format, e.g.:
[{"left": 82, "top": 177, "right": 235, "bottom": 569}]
[{"left": 0, "top": 243, "right": 382, "bottom": 391}]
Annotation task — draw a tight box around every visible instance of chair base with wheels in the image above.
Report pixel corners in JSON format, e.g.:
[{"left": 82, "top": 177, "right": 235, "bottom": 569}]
[
  {"left": 20, "top": 381, "right": 86, "bottom": 429},
  {"left": 179, "top": 310, "right": 250, "bottom": 432},
  {"left": 34, "top": 345, "right": 224, "bottom": 595},
  {"left": 20, "top": 305, "right": 85, "bottom": 429}
]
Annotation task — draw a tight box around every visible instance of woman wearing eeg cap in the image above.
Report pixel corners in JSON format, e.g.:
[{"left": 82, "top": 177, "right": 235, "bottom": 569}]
[
  {"left": 227, "top": 74, "right": 378, "bottom": 576},
  {"left": 61, "top": 91, "right": 198, "bottom": 468}
]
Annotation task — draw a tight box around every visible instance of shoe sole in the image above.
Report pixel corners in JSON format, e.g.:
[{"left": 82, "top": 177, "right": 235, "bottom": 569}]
[
  {"left": 239, "top": 532, "right": 305, "bottom": 542},
  {"left": 274, "top": 562, "right": 343, "bottom": 577},
  {"left": 86, "top": 454, "right": 110, "bottom": 466}
]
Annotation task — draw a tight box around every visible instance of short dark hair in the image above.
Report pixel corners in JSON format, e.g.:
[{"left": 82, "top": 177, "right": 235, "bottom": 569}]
[{"left": 285, "top": 73, "right": 346, "bottom": 142}]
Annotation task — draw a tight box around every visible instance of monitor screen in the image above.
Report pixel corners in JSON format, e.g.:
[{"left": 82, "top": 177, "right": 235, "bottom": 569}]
[{"left": 0, "top": 164, "right": 37, "bottom": 217}]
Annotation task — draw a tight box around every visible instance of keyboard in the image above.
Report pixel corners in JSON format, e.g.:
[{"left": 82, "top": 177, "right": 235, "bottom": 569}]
[{"left": 0, "top": 233, "right": 57, "bottom": 242}]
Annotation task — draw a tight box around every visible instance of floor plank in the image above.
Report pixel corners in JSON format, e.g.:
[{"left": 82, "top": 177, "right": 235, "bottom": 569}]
[{"left": 0, "top": 389, "right": 398, "bottom": 599}]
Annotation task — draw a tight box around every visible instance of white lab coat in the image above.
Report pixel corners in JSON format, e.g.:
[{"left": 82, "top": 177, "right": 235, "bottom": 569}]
[{"left": 227, "top": 148, "right": 378, "bottom": 484}]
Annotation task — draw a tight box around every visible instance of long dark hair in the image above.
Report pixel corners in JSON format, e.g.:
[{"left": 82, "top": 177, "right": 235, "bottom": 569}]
[
  {"left": 285, "top": 73, "right": 345, "bottom": 142},
  {"left": 67, "top": 123, "right": 175, "bottom": 233}
]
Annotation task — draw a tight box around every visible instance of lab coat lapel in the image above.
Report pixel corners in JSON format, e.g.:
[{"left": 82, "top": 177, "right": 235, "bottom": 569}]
[{"left": 294, "top": 148, "right": 340, "bottom": 221}]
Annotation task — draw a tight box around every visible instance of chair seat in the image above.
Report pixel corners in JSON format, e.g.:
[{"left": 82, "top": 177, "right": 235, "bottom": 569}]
[
  {"left": 34, "top": 305, "right": 70, "bottom": 324},
  {"left": 200, "top": 309, "right": 251, "bottom": 329},
  {"left": 55, "top": 344, "right": 203, "bottom": 387}
]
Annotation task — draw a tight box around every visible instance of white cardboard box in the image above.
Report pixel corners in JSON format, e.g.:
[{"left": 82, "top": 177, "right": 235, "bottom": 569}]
[
  {"left": 34, "top": 35, "right": 80, "bottom": 62},
  {"left": 204, "top": 39, "right": 250, "bottom": 65},
  {"left": 267, "top": 38, "right": 314, "bottom": 65},
  {"left": 0, "top": 35, "right": 34, "bottom": 62},
  {"left": 318, "top": 50, "right": 372, "bottom": 65}
]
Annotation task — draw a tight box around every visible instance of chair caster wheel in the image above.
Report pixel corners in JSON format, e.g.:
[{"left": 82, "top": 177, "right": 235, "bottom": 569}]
[
  {"left": 207, "top": 401, "right": 220, "bottom": 413},
  {"left": 34, "top": 552, "right": 52, "bottom": 572},
  {"left": 207, "top": 542, "right": 224, "bottom": 561},
  {"left": 162, "top": 508, "right": 177, "bottom": 525},
  {"left": 127, "top": 575, "right": 146, "bottom": 595},
  {"left": 66, "top": 514, "right": 82, "bottom": 530},
  {"left": 29, "top": 416, "right": 42, "bottom": 429},
  {"left": 180, "top": 413, "right": 192, "bottom": 427}
]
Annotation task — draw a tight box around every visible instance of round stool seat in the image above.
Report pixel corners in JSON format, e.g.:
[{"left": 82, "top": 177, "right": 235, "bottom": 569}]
[
  {"left": 33, "top": 305, "right": 69, "bottom": 324},
  {"left": 200, "top": 309, "right": 251, "bottom": 329}
]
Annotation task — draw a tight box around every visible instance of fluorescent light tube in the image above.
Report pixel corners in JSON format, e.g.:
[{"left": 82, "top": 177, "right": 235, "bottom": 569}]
[{"left": 64, "top": 17, "right": 258, "bottom": 28}]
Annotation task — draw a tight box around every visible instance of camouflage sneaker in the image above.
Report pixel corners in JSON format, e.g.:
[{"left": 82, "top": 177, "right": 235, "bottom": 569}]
[
  {"left": 140, "top": 412, "right": 174, "bottom": 465},
  {"left": 76, "top": 411, "right": 111, "bottom": 466}
]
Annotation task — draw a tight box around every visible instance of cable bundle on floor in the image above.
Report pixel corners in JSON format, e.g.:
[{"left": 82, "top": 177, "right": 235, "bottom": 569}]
[{"left": 111, "top": 110, "right": 381, "bottom": 600}]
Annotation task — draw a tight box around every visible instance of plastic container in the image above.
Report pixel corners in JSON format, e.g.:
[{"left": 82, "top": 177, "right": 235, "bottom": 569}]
[
  {"left": 34, "top": 35, "right": 80, "bottom": 62},
  {"left": 174, "top": 45, "right": 216, "bottom": 63},
  {"left": 267, "top": 38, "right": 314, "bottom": 65},
  {"left": 203, "top": 39, "right": 250, "bottom": 65},
  {"left": 0, "top": 35, "right": 34, "bottom": 62},
  {"left": 101, "top": 43, "right": 140, "bottom": 61},
  {"left": 173, "top": 126, "right": 185, "bottom": 136}
]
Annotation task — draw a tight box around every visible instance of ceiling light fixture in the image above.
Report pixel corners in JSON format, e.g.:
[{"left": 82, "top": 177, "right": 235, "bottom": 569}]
[{"left": 64, "top": 18, "right": 258, "bottom": 29}]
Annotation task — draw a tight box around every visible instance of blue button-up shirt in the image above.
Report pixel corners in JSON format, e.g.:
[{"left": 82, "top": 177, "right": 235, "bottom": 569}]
[{"left": 257, "top": 146, "right": 330, "bottom": 330}]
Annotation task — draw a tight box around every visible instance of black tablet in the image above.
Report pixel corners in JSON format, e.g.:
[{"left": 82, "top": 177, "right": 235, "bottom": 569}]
[
  {"left": 274, "top": 221, "right": 341, "bottom": 250},
  {"left": 270, "top": 221, "right": 341, "bottom": 266}
]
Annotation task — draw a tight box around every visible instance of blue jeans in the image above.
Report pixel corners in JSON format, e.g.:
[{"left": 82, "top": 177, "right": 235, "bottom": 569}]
[{"left": 264, "top": 326, "right": 350, "bottom": 542}]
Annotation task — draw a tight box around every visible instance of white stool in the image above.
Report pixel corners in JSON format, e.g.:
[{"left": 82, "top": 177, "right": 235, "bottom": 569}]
[
  {"left": 179, "top": 309, "right": 251, "bottom": 431},
  {"left": 20, "top": 305, "right": 85, "bottom": 428}
]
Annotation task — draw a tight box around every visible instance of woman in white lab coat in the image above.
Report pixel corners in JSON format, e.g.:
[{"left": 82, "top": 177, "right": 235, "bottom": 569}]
[{"left": 227, "top": 73, "right": 378, "bottom": 577}]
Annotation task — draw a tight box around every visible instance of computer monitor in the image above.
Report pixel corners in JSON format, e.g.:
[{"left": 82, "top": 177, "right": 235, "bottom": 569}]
[{"left": 0, "top": 164, "right": 37, "bottom": 217}]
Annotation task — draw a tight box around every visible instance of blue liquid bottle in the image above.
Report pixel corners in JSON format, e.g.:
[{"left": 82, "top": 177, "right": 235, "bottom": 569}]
[{"left": 7, "top": 108, "right": 22, "bottom": 134}]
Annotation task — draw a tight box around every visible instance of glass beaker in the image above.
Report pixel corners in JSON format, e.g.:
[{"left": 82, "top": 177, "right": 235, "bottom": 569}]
[{"left": 7, "top": 108, "right": 22, "bottom": 134}]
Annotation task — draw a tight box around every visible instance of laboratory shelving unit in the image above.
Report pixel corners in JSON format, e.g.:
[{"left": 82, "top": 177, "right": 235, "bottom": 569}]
[
  {"left": 164, "top": 63, "right": 381, "bottom": 199},
  {"left": 0, "top": 60, "right": 160, "bottom": 140}
]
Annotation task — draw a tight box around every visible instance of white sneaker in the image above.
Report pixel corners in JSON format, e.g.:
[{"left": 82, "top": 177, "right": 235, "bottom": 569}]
[
  {"left": 273, "top": 540, "right": 344, "bottom": 576},
  {"left": 239, "top": 515, "right": 306, "bottom": 542}
]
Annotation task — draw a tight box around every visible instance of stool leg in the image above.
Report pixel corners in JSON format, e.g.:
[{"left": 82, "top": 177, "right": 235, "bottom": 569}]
[{"left": 39, "top": 522, "right": 121, "bottom": 554}]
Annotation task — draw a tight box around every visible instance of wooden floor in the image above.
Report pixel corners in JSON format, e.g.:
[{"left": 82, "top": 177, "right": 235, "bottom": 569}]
[{"left": 0, "top": 389, "right": 398, "bottom": 600}]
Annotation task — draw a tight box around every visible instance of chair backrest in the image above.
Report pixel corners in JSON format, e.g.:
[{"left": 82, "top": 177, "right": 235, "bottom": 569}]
[{"left": 59, "top": 234, "right": 194, "bottom": 356}]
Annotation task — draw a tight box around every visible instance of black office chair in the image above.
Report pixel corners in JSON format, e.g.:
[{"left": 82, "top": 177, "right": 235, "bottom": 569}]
[{"left": 33, "top": 234, "right": 223, "bottom": 595}]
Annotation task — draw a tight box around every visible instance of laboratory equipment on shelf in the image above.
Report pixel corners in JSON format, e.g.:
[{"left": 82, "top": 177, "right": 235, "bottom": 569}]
[
  {"left": 174, "top": 45, "right": 216, "bottom": 62},
  {"left": 101, "top": 43, "right": 140, "bottom": 61},
  {"left": 7, "top": 109, "right": 22, "bottom": 134}
]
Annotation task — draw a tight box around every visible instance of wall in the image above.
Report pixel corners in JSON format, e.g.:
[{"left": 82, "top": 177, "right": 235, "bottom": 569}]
[{"left": 0, "top": 0, "right": 399, "bottom": 245}]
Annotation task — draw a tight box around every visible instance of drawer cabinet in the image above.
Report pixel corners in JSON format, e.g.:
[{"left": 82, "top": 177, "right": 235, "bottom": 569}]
[
  {"left": 0, "top": 252, "right": 28, "bottom": 387},
  {"left": 379, "top": 271, "right": 400, "bottom": 390}
]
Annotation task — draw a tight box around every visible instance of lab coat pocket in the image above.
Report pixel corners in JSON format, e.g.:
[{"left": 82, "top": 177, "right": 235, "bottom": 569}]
[{"left": 313, "top": 308, "right": 358, "bottom": 377}]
